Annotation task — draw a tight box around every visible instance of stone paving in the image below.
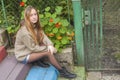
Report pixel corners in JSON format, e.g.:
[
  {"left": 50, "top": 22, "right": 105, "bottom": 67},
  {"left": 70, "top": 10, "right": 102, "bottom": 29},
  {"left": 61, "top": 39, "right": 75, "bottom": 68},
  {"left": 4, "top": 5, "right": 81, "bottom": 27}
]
[
  {"left": 58, "top": 66, "right": 85, "bottom": 80},
  {"left": 86, "top": 71, "right": 120, "bottom": 80},
  {"left": 58, "top": 67, "right": 120, "bottom": 80}
]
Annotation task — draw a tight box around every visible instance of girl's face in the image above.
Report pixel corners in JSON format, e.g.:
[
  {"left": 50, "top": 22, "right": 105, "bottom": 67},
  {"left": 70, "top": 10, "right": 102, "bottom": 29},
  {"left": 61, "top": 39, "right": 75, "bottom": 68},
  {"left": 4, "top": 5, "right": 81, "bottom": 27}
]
[{"left": 29, "top": 9, "right": 38, "bottom": 24}]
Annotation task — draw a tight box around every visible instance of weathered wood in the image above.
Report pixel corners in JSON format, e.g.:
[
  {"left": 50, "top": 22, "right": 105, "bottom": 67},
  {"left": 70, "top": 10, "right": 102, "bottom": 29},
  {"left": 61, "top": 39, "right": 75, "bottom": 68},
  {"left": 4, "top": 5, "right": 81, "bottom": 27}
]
[
  {"left": 0, "top": 56, "right": 31, "bottom": 80},
  {"left": 0, "top": 56, "right": 17, "bottom": 80},
  {"left": 7, "top": 62, "right": 30, "bottom": 80}
]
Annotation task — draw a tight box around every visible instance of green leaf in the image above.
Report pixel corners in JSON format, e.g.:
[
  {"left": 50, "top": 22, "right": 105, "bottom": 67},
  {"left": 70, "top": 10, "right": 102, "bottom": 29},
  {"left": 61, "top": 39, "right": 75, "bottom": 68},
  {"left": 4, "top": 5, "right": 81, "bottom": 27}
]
[
  {"left": 55, "top": 44, "right": 60, "bottom": 50},
  {"left": 45, "top": 26, "right": 53, "bottom": 32},
  {"left": 55, "top": 33, "right": 61, "bottom": 37},
  {"left": 48, "top": 22, "right": 53, "bottom": 26},
  {"left": 21, "top": 11, "right": 24, "bottom": 19},
  {"left": 59, "top": 27, "right": 67, "bottom": 34},
  {"left": 45, "top": 12, "right": 51, "bottom": 17},
  {"left": 61, "top": 37, "right": 68, "bottom": 44},
  {"left": 23, "top": 0, "right": 27, "bottom": 2},
  {"left": 45, "top": 7, "right": 50, "bottom": 12},
  {"left": 14, "top": 26, "right": 20, "bottom": 32},
  {"left": 0, "top": 20, "right": 1, "bottom": 23},
  {"left": 6, "top": 26, "right": 12, "bottom": 31},
  {"left": 52, "top": 28, "right": 58, "bottom": 33},
  {"left": 53, "top": 18, "right": 60, "bottom": 23},
  {"left": 60, "top": 19, "right": 69, "bottom": 26},
  {"left": 41, "top": 19, "right": 48, "bottom": 26},
  {"left": 39, "top": 14, "right": 44, "bottom": 18},
  {"left": 51, "top": 14, "right": 57, "bottom": 18},
  {"left": 55, "top": 40, "right": 61, "bottom": 44},
  {"left": 55, "top": 6, "right": 63, "bottom": 14}
]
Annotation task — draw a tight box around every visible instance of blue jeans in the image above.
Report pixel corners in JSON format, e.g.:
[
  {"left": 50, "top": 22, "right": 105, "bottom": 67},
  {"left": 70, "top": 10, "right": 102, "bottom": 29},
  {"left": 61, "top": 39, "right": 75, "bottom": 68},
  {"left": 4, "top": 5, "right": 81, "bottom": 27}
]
[{"left": 21, "top": 55, "right": 30, "bottom": 64}]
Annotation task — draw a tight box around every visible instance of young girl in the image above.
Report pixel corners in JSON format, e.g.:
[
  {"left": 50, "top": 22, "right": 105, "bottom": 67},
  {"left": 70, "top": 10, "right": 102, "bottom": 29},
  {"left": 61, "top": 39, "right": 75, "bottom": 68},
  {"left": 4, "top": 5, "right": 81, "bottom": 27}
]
[{"left": 14, "top": 5, "right": 76, "bottom": 79}]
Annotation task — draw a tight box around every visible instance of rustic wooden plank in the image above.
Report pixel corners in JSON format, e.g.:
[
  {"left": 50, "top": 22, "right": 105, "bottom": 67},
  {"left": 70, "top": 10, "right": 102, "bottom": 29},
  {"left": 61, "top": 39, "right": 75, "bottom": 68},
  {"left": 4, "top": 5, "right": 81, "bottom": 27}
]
[
  {"left": 0, "top": 56, "right": 17, "bottom": 80},
  {"left": 7, "top": 63, "right": 31, "bottom": 80}
]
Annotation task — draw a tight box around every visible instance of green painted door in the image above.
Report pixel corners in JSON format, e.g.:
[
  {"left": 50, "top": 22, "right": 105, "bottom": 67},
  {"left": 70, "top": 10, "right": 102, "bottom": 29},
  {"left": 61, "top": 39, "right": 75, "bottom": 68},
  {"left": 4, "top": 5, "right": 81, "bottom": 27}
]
[
  {"left": 72, "top": 0, "right": 103, "bottom": 70},
  {"left": 82, "top": 0, "right": 103, "bottom": 70}
]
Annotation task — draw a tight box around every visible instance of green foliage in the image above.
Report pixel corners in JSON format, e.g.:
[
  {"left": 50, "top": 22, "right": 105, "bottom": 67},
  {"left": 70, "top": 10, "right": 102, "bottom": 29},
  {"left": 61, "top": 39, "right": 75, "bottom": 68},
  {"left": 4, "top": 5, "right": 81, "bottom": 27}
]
[
  {"left": 40, "top": 6, "right": 74, "bottom": 52},
  {"left": 0, "top": 0, "right": 74, "bottom": 49},
  {"left": 6, "top": 25, "right": 19, "bottom": 35}
]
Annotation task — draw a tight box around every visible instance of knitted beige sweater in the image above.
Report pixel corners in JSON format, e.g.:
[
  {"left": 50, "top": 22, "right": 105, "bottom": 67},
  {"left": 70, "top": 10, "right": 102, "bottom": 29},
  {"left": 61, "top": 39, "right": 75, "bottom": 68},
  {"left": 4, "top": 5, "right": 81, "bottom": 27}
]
[{"left": 14, "top": 26, "right": 53, "bottom": 61}]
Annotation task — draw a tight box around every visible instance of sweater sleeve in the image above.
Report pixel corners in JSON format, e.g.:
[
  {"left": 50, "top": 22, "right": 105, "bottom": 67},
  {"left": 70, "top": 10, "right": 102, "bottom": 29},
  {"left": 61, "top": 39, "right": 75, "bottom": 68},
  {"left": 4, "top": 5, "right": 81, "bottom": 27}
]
[{"left": 22, "top": 34, "right": 48, "bottom": 52}]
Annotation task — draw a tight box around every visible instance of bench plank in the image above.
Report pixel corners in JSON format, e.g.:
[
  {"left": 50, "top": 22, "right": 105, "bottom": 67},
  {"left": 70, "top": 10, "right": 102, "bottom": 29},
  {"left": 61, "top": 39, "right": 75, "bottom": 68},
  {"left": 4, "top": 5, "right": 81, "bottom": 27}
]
[
  {"left": 0, "top": 56, "right": 31, "bottom": 80},
  {"left": 7, "top": 63, "right": 30, "bottom": 80},
  {"left": 0, "top": 56, "right": 17, "bottom": 80}
]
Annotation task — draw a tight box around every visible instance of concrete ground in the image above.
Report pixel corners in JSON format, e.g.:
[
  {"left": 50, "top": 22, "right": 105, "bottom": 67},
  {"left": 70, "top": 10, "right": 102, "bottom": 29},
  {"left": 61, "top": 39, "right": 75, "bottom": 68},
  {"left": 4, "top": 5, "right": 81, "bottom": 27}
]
[
  {"left": 86, "top": 71, "right": 120, "bottom": 80},
  {"left": 58, "top": 66, "right": 120, "bottom": 80},
  {"left": 58, "top": 66, "right": 85, "bottom": 80}
]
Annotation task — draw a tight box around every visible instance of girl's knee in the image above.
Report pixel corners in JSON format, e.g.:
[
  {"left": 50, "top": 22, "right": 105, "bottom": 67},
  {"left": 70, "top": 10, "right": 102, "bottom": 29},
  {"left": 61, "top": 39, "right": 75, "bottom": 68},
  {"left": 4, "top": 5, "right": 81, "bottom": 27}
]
[{"left": 47, "top": 52, "right": 52, "bottom": 56}]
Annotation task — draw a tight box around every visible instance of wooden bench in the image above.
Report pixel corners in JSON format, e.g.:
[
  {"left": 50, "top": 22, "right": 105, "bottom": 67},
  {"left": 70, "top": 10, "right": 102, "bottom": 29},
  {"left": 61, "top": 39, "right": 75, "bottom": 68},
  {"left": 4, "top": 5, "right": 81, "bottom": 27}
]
[
  {"left": 0, "top": 46, "right": 59, "bottom": 80},
  {"left": 0, "top": 56, "right": 31, "bottom": 80},
  {"left": 0, "top": 46, "right": 31, "bottom": 80}
]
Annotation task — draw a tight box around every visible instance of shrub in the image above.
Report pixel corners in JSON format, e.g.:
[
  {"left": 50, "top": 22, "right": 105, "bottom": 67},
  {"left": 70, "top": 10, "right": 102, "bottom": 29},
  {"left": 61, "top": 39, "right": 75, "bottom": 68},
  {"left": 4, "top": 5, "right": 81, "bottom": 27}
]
[{"left": 40, "top": 6, "right": 74, "bottom": 52}]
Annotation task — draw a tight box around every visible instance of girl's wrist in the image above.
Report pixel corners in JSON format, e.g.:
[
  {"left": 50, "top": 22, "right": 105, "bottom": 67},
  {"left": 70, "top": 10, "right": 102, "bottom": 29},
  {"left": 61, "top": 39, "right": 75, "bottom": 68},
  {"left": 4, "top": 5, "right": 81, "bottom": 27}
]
[{"left": 47, "top": 44, "right": 53, "bottom": 46}]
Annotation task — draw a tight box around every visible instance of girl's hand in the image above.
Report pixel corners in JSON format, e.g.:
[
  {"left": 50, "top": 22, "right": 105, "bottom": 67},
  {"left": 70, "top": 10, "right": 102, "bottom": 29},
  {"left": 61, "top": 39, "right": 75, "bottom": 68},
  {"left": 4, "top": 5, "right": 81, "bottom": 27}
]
[
  {"left": 48, "top": 46, "right": 54, "bottom": 55},
  {"left": 48, "top": 46, "right": 57, "bottom": 55}
]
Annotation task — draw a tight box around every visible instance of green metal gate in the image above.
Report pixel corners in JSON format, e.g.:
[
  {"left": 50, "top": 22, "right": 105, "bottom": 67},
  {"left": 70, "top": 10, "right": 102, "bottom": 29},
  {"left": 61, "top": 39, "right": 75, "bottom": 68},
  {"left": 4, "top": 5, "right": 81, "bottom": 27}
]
[
  {"left": 72, "top": 0, "right": 103, "bottom": 70},
  {"left": 83, "top": 0, "right": 103, "bottom": 70}
]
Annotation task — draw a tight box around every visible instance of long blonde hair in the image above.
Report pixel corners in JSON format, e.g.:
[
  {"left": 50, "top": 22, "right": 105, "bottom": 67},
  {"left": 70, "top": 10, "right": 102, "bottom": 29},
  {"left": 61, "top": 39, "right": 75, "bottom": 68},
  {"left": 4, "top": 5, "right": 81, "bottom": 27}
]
[{"left": 24, "top": 5, "right": 44, "bottom": 44}]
